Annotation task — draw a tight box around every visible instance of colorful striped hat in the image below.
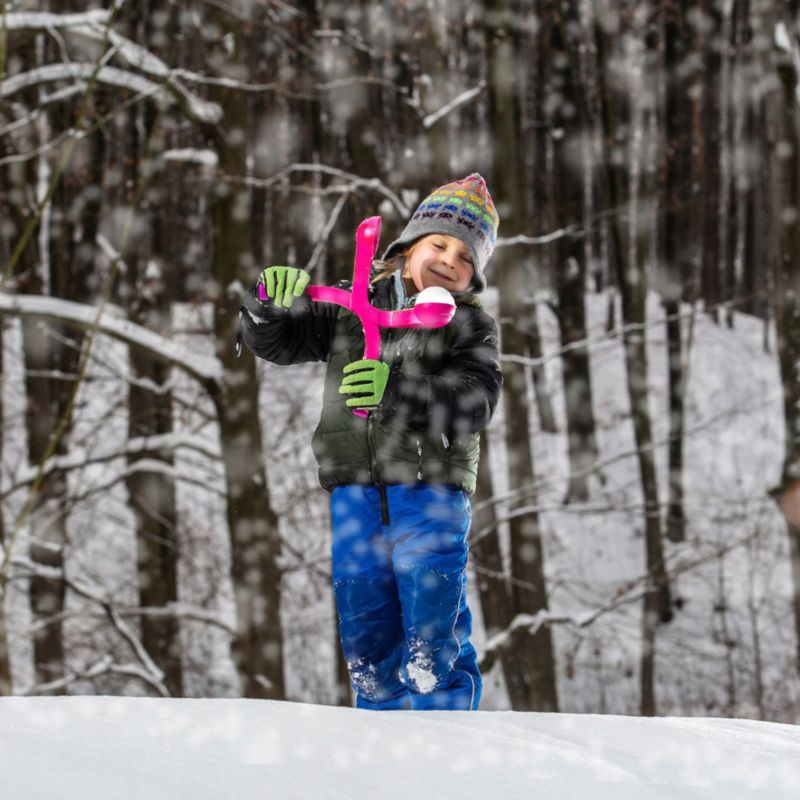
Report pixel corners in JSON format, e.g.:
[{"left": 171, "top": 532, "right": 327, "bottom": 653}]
[{"left": 381, "top": 173, "right": 499, "bottom": 293}]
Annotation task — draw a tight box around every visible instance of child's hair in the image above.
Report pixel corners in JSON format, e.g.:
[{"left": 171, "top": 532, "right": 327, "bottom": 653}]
[{"left": 370, "top": 252, "right": 406, "bottom": 285}]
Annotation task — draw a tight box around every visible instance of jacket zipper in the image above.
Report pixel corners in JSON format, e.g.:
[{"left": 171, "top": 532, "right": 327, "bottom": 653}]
[{"left": 366, "top": 412, "right": 390, "bottom": 526}]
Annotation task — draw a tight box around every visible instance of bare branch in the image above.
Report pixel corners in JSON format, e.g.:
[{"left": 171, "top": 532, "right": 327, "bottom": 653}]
[
  {"left": 3, "top": 432, "right": 221, "bottom": 498},
  {"left": 21, "top": 655, "right": 114, "bottom": 696},
  {"left": 225, "top": 163, "right": 411, "bottom": 217},
  {"left": 304, "top": 192, "right": 349, "bottom": 274}
]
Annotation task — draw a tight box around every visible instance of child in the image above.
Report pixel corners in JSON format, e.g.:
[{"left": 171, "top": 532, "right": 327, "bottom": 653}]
[{"left": 239, "top": 173, "right": 502, "bottom": 710}]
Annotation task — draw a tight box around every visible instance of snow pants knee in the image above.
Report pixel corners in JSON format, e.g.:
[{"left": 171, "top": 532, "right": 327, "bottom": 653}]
[{"left": 331, "top": 484, "right": 481, "bottom": 711}]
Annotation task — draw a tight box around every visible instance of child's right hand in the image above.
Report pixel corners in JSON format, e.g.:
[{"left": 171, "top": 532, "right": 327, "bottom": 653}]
[{"left": 258, "top": 266, "right": 311, "bottom": 309}]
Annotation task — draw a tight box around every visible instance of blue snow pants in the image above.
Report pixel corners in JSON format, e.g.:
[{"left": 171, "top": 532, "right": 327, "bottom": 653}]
[{"left": 330, "top": 484, "right": 482, "bottom": 711}]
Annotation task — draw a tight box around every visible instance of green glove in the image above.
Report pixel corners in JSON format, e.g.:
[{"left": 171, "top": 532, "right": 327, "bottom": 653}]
[
  {"left": 258, "top": 266, "right": 311, "bottom": 308},
  {"left": 339, "top": 359, "right": 390, "bottom": 408}
]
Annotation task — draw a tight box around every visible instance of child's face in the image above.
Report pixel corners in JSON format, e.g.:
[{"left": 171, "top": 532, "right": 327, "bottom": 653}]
[{"left": 402, "top": 234, "right": 475, "bottom": 294}]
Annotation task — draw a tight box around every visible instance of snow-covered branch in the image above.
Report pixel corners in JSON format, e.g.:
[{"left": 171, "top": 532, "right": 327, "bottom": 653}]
[
  {"left": 0, "top": 84, "right": 86, "bottom": 139},
  {"left": 0, "top": 293, "right": 223, "bottom": 392},
  {"left": 21, "top": 655, "right": 115, "bottom": 696},
  {"left": 472, "top": 390, "right": 778, "bottom": 532},
  {"left": 775, "top": 20, "right": 800, "bottom": 105},
  {"left": 3, "top": 432, "right": 222, "bottom": 498},
  {"left": 5, "top": 10, "right": 112, "bottom": 30},
  {"left": 496, "top": 224, "right": 585, "bottom": 247},
  {"left": 422, "top": 82, "right": 485, "bottom": 129},
  {"left": 305, "top": 191, "right": 349, "bottom": 273},
  {"left": 163, "top": 148, "right": 218, "bottom": 167},
  {"left": 61, "top": 459, "right": 226, "bottom": 508},
  {"left": 476, "top": 523, "right": 769, "bottom": 675},
  {"left": 9, "top": 556, "right": 232, "bottom": 636},
  {"left": 228, "top": 163, "right": 411, "bottom": 218},
  {"left": 0, "top": 63, "right": 221, "bottom": 125},
  {"left": 24, "top": 560, "right": 168, "bottom": 695}
]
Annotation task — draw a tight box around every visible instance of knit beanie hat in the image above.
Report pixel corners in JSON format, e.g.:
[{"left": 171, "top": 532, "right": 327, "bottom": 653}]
[{"left": 381, "top": 173, "right": 499, "bottom": 293}]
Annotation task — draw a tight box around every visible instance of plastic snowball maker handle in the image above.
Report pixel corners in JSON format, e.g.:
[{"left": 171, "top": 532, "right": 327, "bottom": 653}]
[{"left": 258, "top": 216, "right": 456, "bottom": 417}]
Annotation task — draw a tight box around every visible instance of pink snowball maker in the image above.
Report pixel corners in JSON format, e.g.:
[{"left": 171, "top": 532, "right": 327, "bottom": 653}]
[{"left": 258, "top": 216, "right": 456, "bottom": 417}]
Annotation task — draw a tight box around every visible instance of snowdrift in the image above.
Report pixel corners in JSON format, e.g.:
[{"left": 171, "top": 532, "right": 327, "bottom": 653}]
[{"left": 1, "top": 697, "right": 798, "bottom": 799}]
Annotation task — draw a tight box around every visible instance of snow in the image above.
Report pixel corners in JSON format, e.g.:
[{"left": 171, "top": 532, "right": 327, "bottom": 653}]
[
  {"left": 0, "top": 64, "right": 222, "bottom": 125},
  {"left": 1, "top": 696, "right": 798, "bottom": 799},
  {"left": 0, "top": 293, "right": 222, "bottom": 386},
  {"left": 5, "top": 10, "right": 111, "bottom": 30},
  {"left": 163, "top": 148, "right": 219, "bottom": 167}
]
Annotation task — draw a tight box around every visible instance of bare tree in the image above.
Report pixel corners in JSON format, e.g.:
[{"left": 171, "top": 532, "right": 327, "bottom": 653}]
[
  {"left": 659, "top": 0, "right": 698, "bottom": 545},
  {"left": 486, "top": 0, "right": 559, "bottom": 711},
  {"left": 766, "top": 0, "right": 800, "bottom": 676},
  {"left": 545, "top": 0, "right": 600, "bottom": 504},
  {"left": 0, "top": 318, "right": 11, "bottom": 695},
  {"left": 16, "top": 31, "right": 70, "bottom": 692},
  {"left": 471, "top": 430, "right": 518, "bottom": 699},
  {"left": 116, "top": 0, "right": 183, "bottom": 698},
  {"left": 203, "top": 6, "right": 286, "bottom": 700},
  {"left": 594, "top": 0, "right": 673, "bottom": 715}
]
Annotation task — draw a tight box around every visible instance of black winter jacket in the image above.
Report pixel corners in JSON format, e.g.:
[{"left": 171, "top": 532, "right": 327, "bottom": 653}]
[{"left": 239, "top": 276, "right": 502, "bottom": 495}]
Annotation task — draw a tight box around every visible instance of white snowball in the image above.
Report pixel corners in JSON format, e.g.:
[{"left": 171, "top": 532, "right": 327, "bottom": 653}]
[{"left": 416, "top": 286, "right": 456, "bottom": 306}]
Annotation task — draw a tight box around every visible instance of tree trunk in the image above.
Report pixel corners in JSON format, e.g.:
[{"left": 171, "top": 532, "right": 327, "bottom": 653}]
[
  {"left": 472, "top": 430, "right": 524, "bottom": 706},
  {"left": 0, "top": 318, "right": 11, "bottom": 695},
  {"left": 486, "top": 0, "right": 559, "bottom": 712},
  {"left": 660, "top": 0, "right": 698, "bottom": 544},
  {"left": 204, "top": 11, "right": 286, "bottom": 700},
  {"left": 527, "top": 312, "right": 558, "bottom": 434},
  {"left": 766, "top": 1, "right": 800, "bottom": 676},
  {"left": 718, "top": 0, "right": 736, "bottom": 329},
  {"left": 732, "top": 0, "right": 757, "bottom": 319},
  {"left": 0, "top": 95, "right": 18, "bottom": 696},
  {"left": 700, "top": 0, "right": 723, "bottom": 320},
  {"left": 594, "top": 2, "right": 672, "bottom": 716},
  {"left": 125, "top": 126, "right": 183, "bottom": 698},
  {"left": 18, "top": 37, "right": 71, "bottom": 692},
  {"left": 333, "top": 612, "right": 352, "bottom": 707},
  {"left": 110, "top": 3, "right": 183, "bottom": 697},
  {"left": 547, "top": 0, "right": 599, "bottom": 504}
]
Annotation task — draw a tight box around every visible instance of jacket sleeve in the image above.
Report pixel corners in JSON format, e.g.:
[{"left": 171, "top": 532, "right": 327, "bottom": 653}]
[
  {"left": 377, "top": 306, "right": 503, "bottom": 436},
  {"left": 238, "top": 284, "right": 339, "bottom": 365}
]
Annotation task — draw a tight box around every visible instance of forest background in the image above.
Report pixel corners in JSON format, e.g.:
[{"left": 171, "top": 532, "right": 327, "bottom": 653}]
[{"left": 2, "top": 0, "right": 800, "bottom": 722}]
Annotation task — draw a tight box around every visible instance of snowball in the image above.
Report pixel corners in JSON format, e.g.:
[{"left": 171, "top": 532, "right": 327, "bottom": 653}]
[{"left": 416, "top": 286, "right": 456, "bottom": 307}]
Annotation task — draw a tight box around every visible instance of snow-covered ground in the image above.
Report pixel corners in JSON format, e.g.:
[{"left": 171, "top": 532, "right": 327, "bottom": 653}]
[{"left": 2, "top": 696, "right": 799, "bottom": 799}]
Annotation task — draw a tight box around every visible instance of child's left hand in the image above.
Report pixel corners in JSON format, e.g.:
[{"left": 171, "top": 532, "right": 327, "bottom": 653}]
[{"left": 339, "top": 359, "right": 390, "bottom": 408}]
